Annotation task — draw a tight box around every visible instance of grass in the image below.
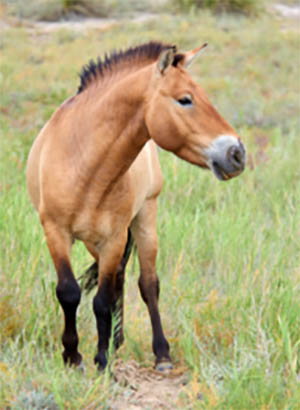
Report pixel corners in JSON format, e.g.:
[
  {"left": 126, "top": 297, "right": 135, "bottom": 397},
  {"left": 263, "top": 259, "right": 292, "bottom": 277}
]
[
  {"left": 1, "top": 8, "right": 300, "bottom": 410},
  {"left": 3, "top": 0, "right": 295, "bottom": 21},
  {"left": 2, "top": 0, "right": 168, "bottom": 20}
]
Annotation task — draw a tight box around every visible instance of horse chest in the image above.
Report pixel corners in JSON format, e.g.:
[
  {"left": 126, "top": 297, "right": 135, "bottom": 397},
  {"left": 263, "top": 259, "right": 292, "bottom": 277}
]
[{"left": 71, "top": 192, "right": 133, "bottom": 245}]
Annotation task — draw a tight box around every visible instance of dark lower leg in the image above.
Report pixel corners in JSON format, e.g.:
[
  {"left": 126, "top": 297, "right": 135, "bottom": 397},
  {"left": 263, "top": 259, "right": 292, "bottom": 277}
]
[
  {"left": 81, "top": 262, "right": 124, "bottom": 350},
  {"left": 91, "top": 231, "right": 133, "bottom": 351},
  {"left": 93, "top": 277, "right": 114, "bottom": 370},
  {"left": 138, "top": 274, "right": 171, "bottom": 366},
  {"left": 56, "top": 260, "right": 82, "bottom": 366}
]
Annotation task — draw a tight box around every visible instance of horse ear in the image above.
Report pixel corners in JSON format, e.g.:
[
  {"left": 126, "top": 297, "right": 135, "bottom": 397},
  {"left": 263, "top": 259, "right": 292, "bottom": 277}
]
[
  {"left": 157, "top": 47, "right": 176, "bottom": 75},
  {"left": 181, "top": 43, "right": 208, "bottom": 68}
]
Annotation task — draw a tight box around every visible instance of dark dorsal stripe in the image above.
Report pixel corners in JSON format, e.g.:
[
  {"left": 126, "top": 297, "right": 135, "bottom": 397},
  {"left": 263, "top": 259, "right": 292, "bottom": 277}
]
[{"left": 77, "top": 41, "right": 180, "bottom": 94}]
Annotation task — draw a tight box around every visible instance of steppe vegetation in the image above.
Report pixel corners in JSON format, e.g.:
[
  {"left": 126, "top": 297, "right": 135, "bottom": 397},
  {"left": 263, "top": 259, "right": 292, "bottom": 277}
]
[
  {"left": 0, "top": 0, "right": 299, "bottom": 408},
  {"left": 3, "top": 0, "right": 289, "bottom": 19}
]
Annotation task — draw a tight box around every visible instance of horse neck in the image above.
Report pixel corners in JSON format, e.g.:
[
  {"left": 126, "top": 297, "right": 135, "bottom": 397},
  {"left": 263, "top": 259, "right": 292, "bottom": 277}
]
[{"left": 74, "top": 65, "right": 153, "bottom": 194}]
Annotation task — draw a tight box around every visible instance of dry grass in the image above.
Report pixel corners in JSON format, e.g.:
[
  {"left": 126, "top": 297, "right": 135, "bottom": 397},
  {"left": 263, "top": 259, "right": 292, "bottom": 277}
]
[{"left": 0, "top": 7, "right": 299, "bottom": 409}]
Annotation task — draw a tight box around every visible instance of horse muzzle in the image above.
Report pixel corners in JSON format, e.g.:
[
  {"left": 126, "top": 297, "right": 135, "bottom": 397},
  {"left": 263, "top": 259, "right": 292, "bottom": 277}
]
[{"left": 205, "top": 135, "right": 246, "bottom": 181}]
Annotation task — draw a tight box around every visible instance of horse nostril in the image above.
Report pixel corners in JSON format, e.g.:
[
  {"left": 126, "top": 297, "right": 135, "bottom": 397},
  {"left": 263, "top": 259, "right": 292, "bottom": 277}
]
[
  {"left": 227, "top": 145, "right": 245, "bottom": 169},
  {"left": 233, "top": 147, "right": 242, "bottom": 164}
]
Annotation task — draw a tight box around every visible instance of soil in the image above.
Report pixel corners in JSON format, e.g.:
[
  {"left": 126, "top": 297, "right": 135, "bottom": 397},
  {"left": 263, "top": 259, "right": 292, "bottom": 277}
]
[
  {"left": 109, "top": 359, "right": 190, "bottom": 410},
  {"left": 273, "top": 3, "right": 300, "bottom": 18},
  {"left": 271, "top": 3, "right": 300, "bottom": 32}
]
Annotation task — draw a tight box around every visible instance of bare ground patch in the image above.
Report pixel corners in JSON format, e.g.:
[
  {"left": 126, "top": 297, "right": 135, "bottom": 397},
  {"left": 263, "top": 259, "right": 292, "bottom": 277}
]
[
  {"left": 109, "top": 359, "right": 190, "bottom": 410},
  {"left": 273, "top": 3, "right": 300, "bottom": 19},
  {"left": 271, "top": 3, "right": 300, "bottom": 31}
]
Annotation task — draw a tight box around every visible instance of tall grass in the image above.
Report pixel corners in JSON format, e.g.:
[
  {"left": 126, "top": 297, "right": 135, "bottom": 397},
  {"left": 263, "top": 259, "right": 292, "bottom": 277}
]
[{"left": 1, "top": 9, "right": 299, "bottom": 409}]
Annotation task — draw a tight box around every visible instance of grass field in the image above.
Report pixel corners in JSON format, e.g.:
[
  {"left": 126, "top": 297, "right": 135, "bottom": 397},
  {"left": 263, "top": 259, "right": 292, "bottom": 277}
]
[{"left": 0, "top": 6, "right": 300, "bottom": 409}]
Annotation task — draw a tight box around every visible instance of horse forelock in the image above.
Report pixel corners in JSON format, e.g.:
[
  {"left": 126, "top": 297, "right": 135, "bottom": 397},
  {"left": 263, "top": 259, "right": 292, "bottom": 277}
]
[{"left": 77, "top": 41, "right": 178, "bottom": 94}]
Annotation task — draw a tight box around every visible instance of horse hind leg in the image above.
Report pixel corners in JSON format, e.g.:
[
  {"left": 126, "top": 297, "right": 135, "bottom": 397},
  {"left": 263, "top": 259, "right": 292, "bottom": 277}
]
[
  {"left": 42, "top": 219, "right": 82, "bottom": 367},
  {"left": 131, "top": 199, "right": 172, "bottom": 371}
]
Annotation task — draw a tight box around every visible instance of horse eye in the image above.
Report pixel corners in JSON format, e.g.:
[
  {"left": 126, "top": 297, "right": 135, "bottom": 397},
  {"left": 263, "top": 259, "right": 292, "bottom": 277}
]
[{"left": 177, "top": 96, "right": 193, "bottom": 106}]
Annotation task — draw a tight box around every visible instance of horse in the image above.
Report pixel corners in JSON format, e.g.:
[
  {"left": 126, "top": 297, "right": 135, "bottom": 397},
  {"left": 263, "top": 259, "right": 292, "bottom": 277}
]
[{"left": 26, "top": 41, "right": 246, "bottom": 372}]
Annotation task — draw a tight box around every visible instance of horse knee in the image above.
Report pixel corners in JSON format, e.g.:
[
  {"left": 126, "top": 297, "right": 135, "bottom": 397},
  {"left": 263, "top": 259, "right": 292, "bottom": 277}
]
[
  {"left": 56, "top": 280, "right": 81, "bottom": 311},
  {"left": 93, "top": 292, "right": 111, "bottom": 321}
]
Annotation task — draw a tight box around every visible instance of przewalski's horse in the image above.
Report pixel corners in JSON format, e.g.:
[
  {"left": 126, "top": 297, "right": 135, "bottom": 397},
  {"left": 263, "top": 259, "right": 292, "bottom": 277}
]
[{"left": 26, "top": 41, "right": 246, "bottom": 371}]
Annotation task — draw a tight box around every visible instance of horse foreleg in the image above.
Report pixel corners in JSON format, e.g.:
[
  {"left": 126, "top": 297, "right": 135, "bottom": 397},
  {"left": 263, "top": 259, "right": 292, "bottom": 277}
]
[
  {"left": 93, "top": 231, "right": 128, "bottom": 371},
  {"left": 42, "top": 220, "right": 82, "bottom": 367},
  {"left": 113, "top": 229, "right": 133, "bottom": 349},
  {"left": 131, "top": 199, "right": 172, "bottom": 371},
  {"left": 83, "top": 231, "right": 133, "bottom": 349}
]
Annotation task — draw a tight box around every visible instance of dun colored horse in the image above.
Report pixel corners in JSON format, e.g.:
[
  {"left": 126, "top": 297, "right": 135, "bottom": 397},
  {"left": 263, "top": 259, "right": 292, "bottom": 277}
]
[{"left": 26, "top": 41, "right": 246, "bottom": 371}]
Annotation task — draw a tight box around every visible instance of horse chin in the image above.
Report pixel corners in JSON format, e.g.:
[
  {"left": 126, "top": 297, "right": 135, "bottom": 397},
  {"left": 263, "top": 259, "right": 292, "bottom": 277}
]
[
  {"left": 211, "top": 162, "right": 243, "bottom": 181},
  {"left": 211, "top": 162, "right": 230, "bottom": 181}
]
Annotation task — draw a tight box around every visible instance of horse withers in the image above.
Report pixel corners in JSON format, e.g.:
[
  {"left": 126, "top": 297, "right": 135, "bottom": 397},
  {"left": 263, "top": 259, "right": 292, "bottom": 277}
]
[{"left": 26, "top": 42, "right": 246, "bottom": 371}]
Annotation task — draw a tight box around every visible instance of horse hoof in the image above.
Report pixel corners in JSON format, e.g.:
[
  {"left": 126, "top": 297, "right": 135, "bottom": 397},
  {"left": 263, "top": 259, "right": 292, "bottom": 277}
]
[
  {"left": 77, "top": 361, "right": 85, "bottom": 373},
  {"left": 155, "top": 361, "right": 173, "bottom": 372},
  {"left": 95, "top": 352, "right": 108, "bottom": 372},
  {"left": 97, "top": 364, "right": 106, "bottom": 373}
]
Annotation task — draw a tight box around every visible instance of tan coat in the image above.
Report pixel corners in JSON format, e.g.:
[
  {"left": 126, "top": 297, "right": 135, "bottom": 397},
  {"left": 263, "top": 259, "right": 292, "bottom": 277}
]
[{"left": 26, "top": 42, "right": 245, "bottom": 370}]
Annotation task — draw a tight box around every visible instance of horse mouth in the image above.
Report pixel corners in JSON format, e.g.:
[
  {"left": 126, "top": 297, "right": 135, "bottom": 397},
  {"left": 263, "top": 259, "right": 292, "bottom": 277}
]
[{"left": 211, "top": 161, "right": 241, "bottom": 181}]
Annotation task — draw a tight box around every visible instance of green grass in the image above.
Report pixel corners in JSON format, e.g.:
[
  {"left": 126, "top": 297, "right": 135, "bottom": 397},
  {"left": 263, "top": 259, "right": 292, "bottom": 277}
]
[{"left": 1, "top": 9, "right": 299, "bottom": 409}]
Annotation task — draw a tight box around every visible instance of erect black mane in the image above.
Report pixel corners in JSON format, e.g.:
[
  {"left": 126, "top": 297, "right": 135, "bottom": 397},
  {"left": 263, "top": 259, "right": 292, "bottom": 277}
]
[{"left": 77, "top": 41, "right": 182, "bottom": 94}]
